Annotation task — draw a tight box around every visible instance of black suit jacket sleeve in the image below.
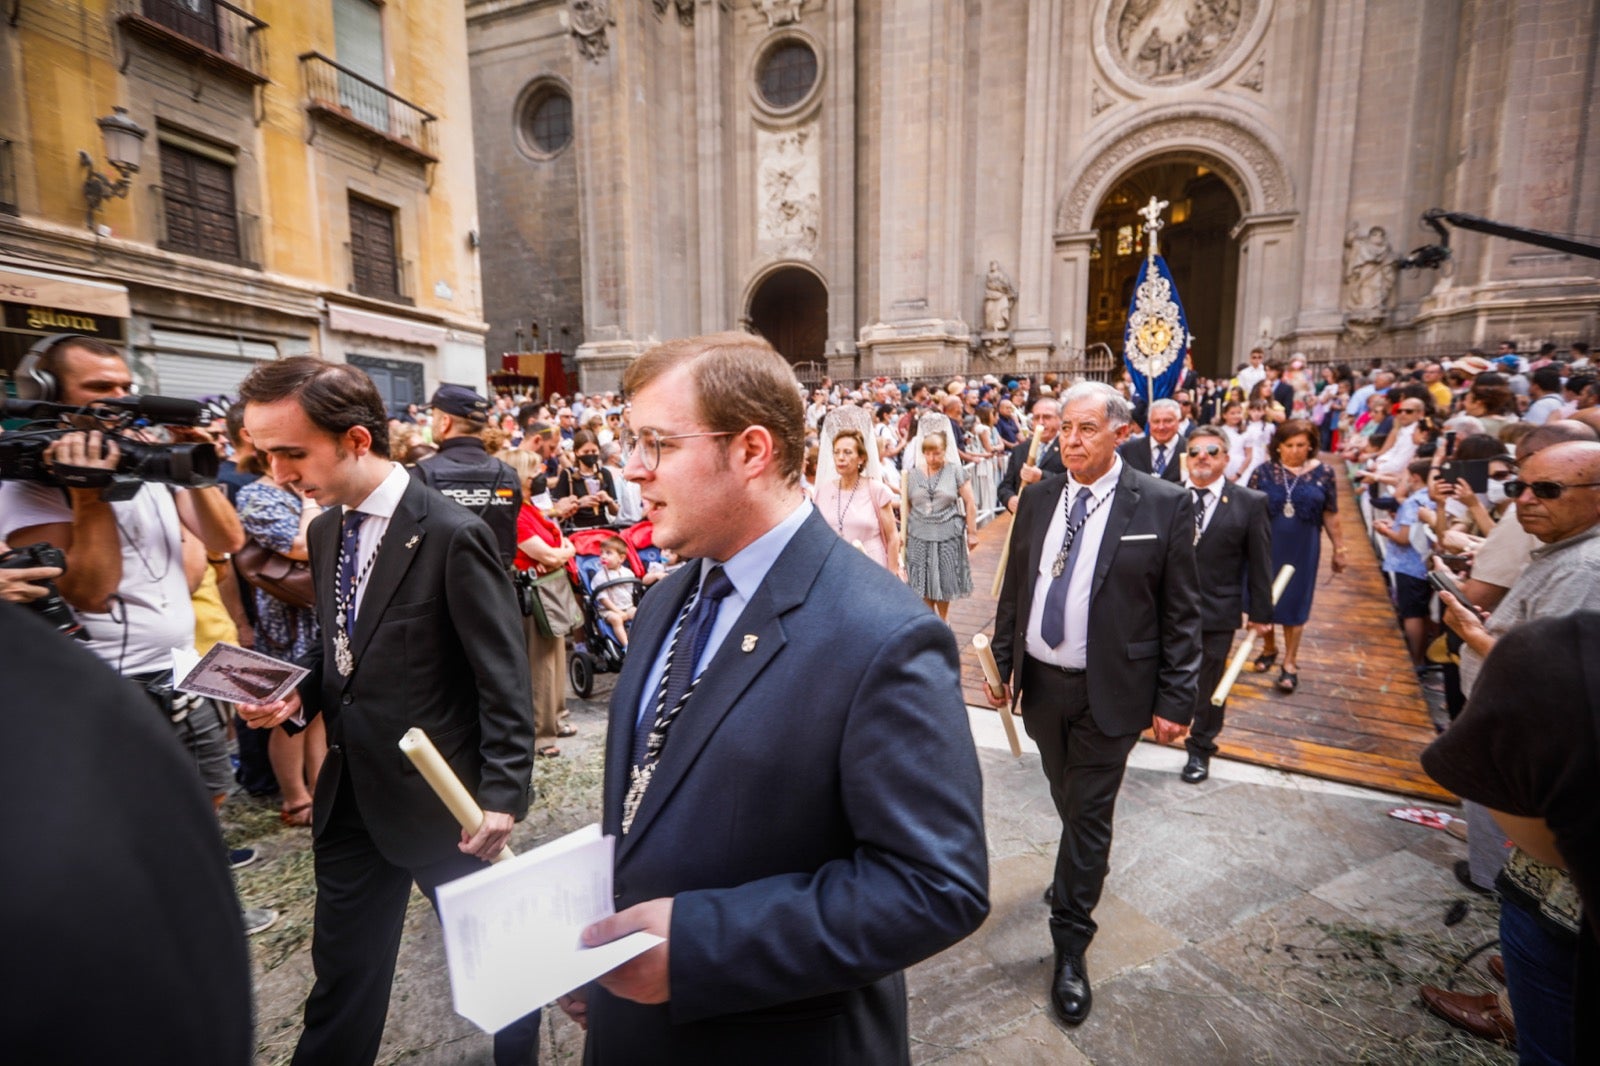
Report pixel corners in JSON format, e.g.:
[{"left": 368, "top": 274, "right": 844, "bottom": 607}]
[
  {"left": 1243, "top": 491, "right": 1274, "bottom": 625},
  {"left": 1155, "top": 490, "right": 1205, "bottom": 725},
  {"left": 991, "top": 473, "right": 1061, "bottom": 685},
  {"left": 996, "top": 438, "right": 1028, "bottom": 510},
  {"left": 444, "top": 518, "right": 536, "bottom": 814}
]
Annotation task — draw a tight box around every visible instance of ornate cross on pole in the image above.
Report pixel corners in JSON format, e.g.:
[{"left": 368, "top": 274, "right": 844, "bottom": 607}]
[{"left": 1139, "top": 195, "right": 1169, "bottom": 263}]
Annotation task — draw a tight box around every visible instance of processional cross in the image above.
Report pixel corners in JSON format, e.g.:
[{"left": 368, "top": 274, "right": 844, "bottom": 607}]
[{"left": 1138, "top": 195, "right": 1169, "bottom": 262}]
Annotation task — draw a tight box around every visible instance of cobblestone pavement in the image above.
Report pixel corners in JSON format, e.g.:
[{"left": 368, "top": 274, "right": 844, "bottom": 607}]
[{"left": 232, "top": 675, "right": 1510, "bottom": 1065}]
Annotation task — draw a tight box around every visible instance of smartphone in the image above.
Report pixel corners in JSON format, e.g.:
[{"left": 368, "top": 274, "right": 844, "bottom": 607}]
[
  {"left": 1439, "top": 458, "right": 1490, "bottom": 494},
  {"left": 1428, "top": 568, "right": 1482, "bottom": 617},
  {"left": 1436, "top": 553, "right": 1471, "bottom": 573},
  {"left": 1444, "top": 430, "right": 1457, "bottom": 457}
]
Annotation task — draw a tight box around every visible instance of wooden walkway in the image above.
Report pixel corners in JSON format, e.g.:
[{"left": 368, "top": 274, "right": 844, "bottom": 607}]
[{"left": 950, "top": 468, "right": 1452, "bottom": 802}]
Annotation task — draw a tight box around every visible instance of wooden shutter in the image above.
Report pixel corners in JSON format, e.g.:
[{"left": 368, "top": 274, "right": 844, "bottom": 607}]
[
  {"left": 349, "top": 196, "right": 399, "bottom": 300},
  {"left": 160, "top": 141, "right": 240, "bottom": 262}
]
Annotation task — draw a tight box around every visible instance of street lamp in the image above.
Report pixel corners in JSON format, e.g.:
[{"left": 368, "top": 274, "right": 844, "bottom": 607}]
[{"left": 79, "top": 106, "right": 148, "bottom": 231}]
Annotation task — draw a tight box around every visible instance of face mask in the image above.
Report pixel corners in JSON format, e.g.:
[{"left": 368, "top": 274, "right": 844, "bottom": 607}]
[
  {"left": 1485, "top": 479, "right": 1508, "bottom": 505},
  {"left": 578, "top": 454, "right": 598, "bottom": 468}
]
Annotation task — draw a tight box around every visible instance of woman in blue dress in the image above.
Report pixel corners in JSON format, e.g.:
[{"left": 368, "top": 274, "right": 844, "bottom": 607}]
[{"left": 1247, "top": 419, "right": 1350, "bottom": 692}]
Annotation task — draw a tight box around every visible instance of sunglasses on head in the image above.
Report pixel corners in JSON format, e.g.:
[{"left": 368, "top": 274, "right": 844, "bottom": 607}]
[
  {"left": 1504, "top": 479, "right": 1600, "bottom": 500},
  {"left": 1186, "top": 444, "right": 1223, "bottom": 457}
]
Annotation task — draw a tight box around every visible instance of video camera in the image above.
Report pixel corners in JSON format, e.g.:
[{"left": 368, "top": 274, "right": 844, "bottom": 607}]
[
  {"left": 0, "top": 395, "right": 218, "bottom": 501},
  {"left": 0, "top": 542, "right": 86, "bottom": 641}
]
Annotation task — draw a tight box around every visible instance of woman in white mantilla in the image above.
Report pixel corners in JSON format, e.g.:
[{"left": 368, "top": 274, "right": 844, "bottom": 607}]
[
  {"left": 815, "top": 406, "right": 902, "bottom": 573},
  {"left": 903, "top": 410, "right": 979, "bottom": 620}
]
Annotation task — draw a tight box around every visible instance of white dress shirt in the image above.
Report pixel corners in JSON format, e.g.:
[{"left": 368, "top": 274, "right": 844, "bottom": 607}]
[
  {"left": 1025, "top": 457, "right": 1123, "bottom": 670},
  {"left": 342, "top": 462, "right": 411, "bottom": 621},
  {"left": 1182, "top": 474, "right": 1223, "bottom": 538}
]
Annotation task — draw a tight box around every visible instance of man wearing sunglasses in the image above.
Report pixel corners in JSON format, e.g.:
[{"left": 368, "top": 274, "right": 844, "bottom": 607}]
[
  {"left": 1427, "top": 436, "right": 1600, "bottom": 1057},
  {"left": 1178, "top": 427, "right": 1273, "bottom": 783}
]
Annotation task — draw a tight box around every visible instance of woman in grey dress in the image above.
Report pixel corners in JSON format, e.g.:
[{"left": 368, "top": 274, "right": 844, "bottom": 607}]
[{"left": 904, "top": 428, "right": 979, "bottom": 620}]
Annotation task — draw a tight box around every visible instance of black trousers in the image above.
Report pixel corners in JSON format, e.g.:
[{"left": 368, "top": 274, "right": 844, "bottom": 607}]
[
  {"left": 293, "top": 769, "right": 542, "bottom": 1066},
  {"left": 1185, "top": 632, "right": 1235, "bottom": 757},
  {"left": 1019, "top": 656, "right": 1140, "bottom": 956}
]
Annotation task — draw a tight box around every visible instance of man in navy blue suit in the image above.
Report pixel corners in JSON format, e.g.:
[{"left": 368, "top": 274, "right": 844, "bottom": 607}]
[{"left": 567, "top": 333, "right": 989, "bottom": 1064}]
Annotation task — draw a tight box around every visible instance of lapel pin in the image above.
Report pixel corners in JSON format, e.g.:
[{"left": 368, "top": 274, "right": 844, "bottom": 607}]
[
  {"left": 741, "top": 634, "right": 758, "bottom": 653},
  {"left": 405, "top": 535, "right": 420, "bottom": 549}
]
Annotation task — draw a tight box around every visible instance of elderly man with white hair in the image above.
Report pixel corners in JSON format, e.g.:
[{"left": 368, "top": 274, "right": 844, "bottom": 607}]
[
  {"left": 1116, "top": 396, "right": 1188, "bottom": 483},
  {"left": 985, "top": 380, "right": 1202, "bottom": 1027}
]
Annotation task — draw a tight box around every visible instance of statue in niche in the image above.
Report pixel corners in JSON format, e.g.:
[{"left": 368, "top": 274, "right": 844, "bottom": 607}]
[
  {"left": 982, "top": 261, "right": 1017, "bottom": 334},
  {"left": 1116, "top": 0, "right": 1245, "bottom": 83},
  {"left": 1342, "top": 223, "right": 1399, "bottom": 342}
]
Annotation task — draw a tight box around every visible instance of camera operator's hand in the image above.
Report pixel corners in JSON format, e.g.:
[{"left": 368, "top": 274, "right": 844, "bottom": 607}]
[
  {"left": 0, "top": 565, "right": 63, "bottom": 604},
  {"left": 165, "top": 424, "right": 217, "bottom": 446},
  {"left": 44, "top": 430, "right": 121, "bottom": 487},
  {"left": 237, "top": 689, "right": 303, "bottom": 730}
]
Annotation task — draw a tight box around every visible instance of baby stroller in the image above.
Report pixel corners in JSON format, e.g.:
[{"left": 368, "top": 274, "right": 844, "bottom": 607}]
[{"left": 565, "top": 527, "right": 646, "bottom": 698}]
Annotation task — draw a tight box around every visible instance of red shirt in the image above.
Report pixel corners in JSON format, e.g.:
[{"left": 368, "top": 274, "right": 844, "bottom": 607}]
[{"left": 514, "top": 504, "right": 565, "bottom": 573}]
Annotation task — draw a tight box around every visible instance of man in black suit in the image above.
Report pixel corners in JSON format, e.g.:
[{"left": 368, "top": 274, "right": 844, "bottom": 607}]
[
  {"left": 568, "top": 333, "right": 988, "bottom": 1063},
  {"left": 1, "top": 603, "right": 253, "bottom": 1065},
  {"left": 1177, "top": 425, "right": 1273, "bottom": 783},
  {"left": 235, "top": 358, "right": 540, "bottom": 1066},
  {"left": 1117, "top": 396, "right": 1187, "bottom": 483},
  {"left": 1265, "top": 358, "right": 1297, "bottom": 410},
  {"left": 986, "top": 380, "right": 1202, "bottom": 1027},
  {"left": 997, "top": 396, "right": 1065, "bottom": 513}
]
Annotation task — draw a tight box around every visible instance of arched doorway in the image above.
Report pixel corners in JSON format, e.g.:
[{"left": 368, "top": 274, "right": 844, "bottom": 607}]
[
  {"left": 1085, "top": 159, "right": 1242, "bottom": 378},
  {"left": 748, "top": 266, "right": 827, "bottom": 364}
]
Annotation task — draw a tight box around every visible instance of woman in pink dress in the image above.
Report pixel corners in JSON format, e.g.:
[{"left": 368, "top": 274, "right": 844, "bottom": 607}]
[{"left": 815, "top": 421, "right": 902, "bottom": 574}]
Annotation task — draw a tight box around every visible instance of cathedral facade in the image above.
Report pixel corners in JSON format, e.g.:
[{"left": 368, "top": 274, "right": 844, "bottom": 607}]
[{"left": 467, "top": 0, "right": 1599, "bottom": 388}]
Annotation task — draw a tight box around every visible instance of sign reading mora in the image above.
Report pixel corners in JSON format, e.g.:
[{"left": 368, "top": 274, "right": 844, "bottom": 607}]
[{"left": 3, "top": 303, "right": 126, "bottom": 342}]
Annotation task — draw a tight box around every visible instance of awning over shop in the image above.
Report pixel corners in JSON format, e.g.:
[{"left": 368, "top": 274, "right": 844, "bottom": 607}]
[
  {"left": 326, "top": 301, "right": 446, "bottom": 348},
  {"left": 0, "top": 264, "right": 132, "bottom": 320}
]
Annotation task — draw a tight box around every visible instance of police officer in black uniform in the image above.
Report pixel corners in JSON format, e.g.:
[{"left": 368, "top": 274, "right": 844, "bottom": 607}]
[{"left": 412, "top": 384, "right": 522, "bottom": 568}]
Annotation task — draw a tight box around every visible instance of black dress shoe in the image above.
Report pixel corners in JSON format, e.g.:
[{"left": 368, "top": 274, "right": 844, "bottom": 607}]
[
  {"left": 1181, "top": 752, "right": 1210, "bottom": 784},
  {"left": 1042, "top": 884, "right": 1054, "bottom": 905},
  {"left": 1050, "top": 950, "right": 1092, "bottom": 1026}
]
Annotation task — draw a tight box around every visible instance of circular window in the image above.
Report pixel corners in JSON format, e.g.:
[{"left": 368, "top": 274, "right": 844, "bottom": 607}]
[
  {"left": 518, "top": 85, "right": 572, "bottom": 158},
  {"left": 758, "top": 41, "right": 818, "bottom": 110}
]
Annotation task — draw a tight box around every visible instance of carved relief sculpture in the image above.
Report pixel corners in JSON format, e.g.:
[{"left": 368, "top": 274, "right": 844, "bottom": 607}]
[
  {"left": 653, "top": 0, "right": 695, "bottom": 25},
  {"left": 757, "top": 126, "right": 821, "bottom": 259},
  {"left": 1342, "top": 223, "right": 1398, "bottom": 343},
  {"left": 757, "top": 0, "right": 804, "bottom": 28},
  {"left": 1112, "top": 0, "right": 1252, "bottom": 85},
  {"left": 568, "top": 0, "right": 614, "bottom": 61}
]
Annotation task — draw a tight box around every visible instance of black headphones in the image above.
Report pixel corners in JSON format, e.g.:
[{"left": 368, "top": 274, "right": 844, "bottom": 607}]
[{"left": 14, "top": 333, "right": 94, "bottom": 402}]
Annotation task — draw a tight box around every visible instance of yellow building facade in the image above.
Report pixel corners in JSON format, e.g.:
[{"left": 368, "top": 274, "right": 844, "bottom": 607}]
[{"left": 1, "top": 0, "right": 486, "bottom": 407}]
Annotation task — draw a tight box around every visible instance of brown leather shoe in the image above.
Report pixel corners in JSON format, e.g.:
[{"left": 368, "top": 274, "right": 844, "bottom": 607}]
[
  {"left": 1487, "top": 955, "right": 1505, "bottom": 985},
  {"left": 1419, "top": 986, "right": 1515, "bottom": 1044}
]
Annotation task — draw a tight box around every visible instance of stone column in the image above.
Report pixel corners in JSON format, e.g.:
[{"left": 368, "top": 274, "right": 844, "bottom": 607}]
[
  {"left": 693, "top": 0, "right": 728, "bottom": 333},
  {"left": 1012, "top": 0, "right": 1066, "bottom": 363},
  {"left": 1051, "top": 231, "right": 1097, "bottom": 373},
  {"left": 573, "top": 5, "right": 647, "bottom": 391},
  {"left": 823, "top": 0, "right": 858, "bottom": 377},
  {"left": 1291, "top": 0, "right": 1367, "bottom": 346},
  {"left": 857, "top": 0, "right": 970, "bottom": 376},
  {"left": 1232, "top": 212, "right": 1299, "bottom": 360}
]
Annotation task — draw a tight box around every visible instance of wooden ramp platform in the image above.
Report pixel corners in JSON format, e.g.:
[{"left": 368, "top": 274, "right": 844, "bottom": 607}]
[{"left": 949, "top": 469, "right": 1452, "bottom": 802}]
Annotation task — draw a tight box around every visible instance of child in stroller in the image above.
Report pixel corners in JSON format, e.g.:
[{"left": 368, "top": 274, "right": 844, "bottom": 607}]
[{"left": 566, "top": 527, "right": 647, "bottom": 697}]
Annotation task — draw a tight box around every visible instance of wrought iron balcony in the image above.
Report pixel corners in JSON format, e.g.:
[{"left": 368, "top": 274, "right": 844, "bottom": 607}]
[
  {"left": 150, "top": 184, "right": 261, "bottom": 270},
  {"left": 114, "top": 0, "right": 268, "bottom": 85},
  {"left": 300, "top": 52, "right": 438, "bottom": 166}
]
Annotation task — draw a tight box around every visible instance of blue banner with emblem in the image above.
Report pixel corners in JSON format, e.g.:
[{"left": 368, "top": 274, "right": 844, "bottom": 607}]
[{"left": 1122, "top": 198, "right": 1189, "bottom": 410}]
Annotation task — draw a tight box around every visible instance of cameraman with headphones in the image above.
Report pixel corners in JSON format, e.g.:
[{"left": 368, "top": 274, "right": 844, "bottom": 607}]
[{"left": 0, "top": 335, "right": 246, "bottom": 811}]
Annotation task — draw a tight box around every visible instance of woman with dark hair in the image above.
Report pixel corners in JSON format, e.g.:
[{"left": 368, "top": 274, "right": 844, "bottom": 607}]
[
  {"left": 1248, "top": 418, "right": 1348, "bottom": 692},
  {"left": 552, "top": 428, "right": 618, "bottom": 529}
]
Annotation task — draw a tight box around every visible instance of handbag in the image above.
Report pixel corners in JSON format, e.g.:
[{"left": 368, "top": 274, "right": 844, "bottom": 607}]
[
  {"left": 234, "top": 538, "right": 315, "bottom": 610},
  {"left": 522, "top": 567, "right": 581, "bottom": 638}
]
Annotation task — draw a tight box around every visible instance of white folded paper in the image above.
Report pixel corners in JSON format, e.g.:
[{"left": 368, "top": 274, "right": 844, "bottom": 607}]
[{"left": 435, "top": 823, "right": 662, "bottom": 1032}]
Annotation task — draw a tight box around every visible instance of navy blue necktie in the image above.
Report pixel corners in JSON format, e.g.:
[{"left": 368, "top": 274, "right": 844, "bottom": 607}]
[
  {"left": 1192, "top": 487, "right": 1209, "bottom": 541},
  {"left": 631, "top": 565, "right": 736, "bottom": 769},
  {"left": 1040, "top": 487, "right": 1094, "bottom": 650},
  {"left": 338, "top": 510, "right": 368, "bottom": 631},
  {"left": 1153, "top": 442, "right": 1169, "bottom": 476}
]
